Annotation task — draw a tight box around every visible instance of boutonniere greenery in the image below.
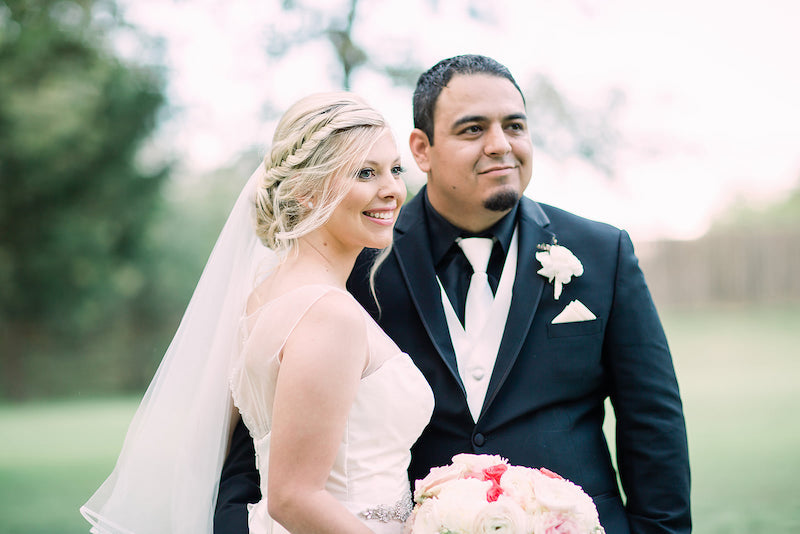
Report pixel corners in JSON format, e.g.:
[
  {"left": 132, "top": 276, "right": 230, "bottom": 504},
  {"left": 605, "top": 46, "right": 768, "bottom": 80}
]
[{"left": 535, "top": 239, "right": 583, "bottom": 300}]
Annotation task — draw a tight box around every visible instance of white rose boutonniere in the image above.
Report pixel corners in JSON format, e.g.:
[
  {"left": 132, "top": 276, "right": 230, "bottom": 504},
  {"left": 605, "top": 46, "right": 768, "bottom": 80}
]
[{"left": 535, "top": 241, "right": 583, "bottom": 300}]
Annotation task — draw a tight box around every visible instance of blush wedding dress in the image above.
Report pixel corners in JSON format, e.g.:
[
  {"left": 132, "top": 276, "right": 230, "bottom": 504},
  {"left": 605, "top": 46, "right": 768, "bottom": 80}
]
[
  {"left": 81, "top": 167, "right": 431, "bottom": 534},
  {"left": 229, "top": 284, "right": 434, "bottom": 533}
]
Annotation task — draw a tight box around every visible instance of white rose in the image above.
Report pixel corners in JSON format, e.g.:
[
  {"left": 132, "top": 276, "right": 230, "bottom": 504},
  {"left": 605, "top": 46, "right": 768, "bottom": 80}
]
[
  {"left": 499, "top": 466, "right": 537, "bottom": 510},
  {"left": 531, "top": 471, "right": 602, "bottom": 530},
  {"left": 451, "top": 453, "right": 508, "bottom": 473},
  {"left": 406, "top": 499, "right": 444, "bottom": 534},
  {"left": 535, "top": 245, "right": 583, "bottom": 300},
  {"left": 536, "top": 473, "right": 587, "bottom": 511},
  {"left": 471, "top": 495, "right": 529, "bottom": 533},
  {"left": 431, "top": 478, "right": 493, "bottom": 533}
]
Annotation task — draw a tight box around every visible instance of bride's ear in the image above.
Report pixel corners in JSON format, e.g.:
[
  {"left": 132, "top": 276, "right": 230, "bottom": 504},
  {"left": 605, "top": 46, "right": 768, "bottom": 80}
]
[
  {"left": 297, "top": 196, "right": 316, "bottom": 210},
  {"left": 409, "top": 129, "right": 431, "bottom": 174}
]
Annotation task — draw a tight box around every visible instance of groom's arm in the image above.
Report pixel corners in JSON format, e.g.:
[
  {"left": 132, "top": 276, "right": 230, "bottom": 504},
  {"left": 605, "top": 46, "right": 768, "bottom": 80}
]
[
  {"left": 604, "top": 230, "right": 691, "bottom": 533},
  {"left": 214, "top": 416, "right": 260, "bottom": 534}
]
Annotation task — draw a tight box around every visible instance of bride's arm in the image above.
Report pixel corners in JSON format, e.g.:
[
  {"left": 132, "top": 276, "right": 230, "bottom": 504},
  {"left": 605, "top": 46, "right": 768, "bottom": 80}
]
[{"left": 267, "top": 293, "right": 373, "bottom": 534}]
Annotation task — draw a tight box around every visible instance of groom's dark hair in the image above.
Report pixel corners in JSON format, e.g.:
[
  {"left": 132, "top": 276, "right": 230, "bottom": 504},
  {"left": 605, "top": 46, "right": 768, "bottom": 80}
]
[{"left": 412, "top": 54, "right": 525, "bottom": 146}]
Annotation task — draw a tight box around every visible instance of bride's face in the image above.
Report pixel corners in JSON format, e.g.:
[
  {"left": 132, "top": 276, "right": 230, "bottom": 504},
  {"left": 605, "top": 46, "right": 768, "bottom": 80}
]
[{"left": 323, "top": 129, "right": 406, "bottom": 251}]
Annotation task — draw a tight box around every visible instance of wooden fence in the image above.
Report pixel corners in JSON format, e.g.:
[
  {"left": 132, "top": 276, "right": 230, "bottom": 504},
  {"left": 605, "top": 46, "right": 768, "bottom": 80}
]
[{"left": 635, "top": 229, "right": 800, "bottom": 307}]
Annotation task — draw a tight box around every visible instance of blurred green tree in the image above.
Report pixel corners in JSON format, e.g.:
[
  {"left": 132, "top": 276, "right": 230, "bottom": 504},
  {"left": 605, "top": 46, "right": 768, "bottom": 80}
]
[
  {"left": 0, "top": 0, "right": 169, "bottom": 398},
  {"left": 710, "top": 180, "right": 800, "bottom": 231}
]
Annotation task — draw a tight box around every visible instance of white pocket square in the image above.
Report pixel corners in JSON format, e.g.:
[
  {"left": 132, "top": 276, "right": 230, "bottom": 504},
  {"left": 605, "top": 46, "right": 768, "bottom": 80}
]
[{"left": 551, "top": 299, "right": 596, "bottom": 324}]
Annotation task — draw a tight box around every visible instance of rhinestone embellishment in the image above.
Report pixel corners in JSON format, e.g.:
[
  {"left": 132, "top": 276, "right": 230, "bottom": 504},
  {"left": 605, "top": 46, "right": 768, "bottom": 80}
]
[{"left": 359, "top": 491, "right": 413, "bottom": 523}]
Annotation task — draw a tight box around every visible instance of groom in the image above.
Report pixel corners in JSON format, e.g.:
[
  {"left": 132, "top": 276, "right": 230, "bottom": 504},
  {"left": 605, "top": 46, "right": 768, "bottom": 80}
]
[{"left": 215, "top": 55, "right": 691, "bottom": 533}]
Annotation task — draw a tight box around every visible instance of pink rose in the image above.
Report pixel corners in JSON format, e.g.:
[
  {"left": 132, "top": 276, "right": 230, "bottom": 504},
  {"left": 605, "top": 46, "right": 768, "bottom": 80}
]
[
  {"left": 463, "top": 462, "right": 508, "bottom": 502},
  {"left": 540, "top": 467, "right": 565, "bottom": 480},
  {"left": 531, "top": 512, "right": 584, "bottom": 534},
  {"left": 413, "top": 463, "right": 466, "bottom": 501}
]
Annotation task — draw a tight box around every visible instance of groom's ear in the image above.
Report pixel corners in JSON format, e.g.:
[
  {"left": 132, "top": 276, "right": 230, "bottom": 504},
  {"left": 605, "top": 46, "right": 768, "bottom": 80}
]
[{"left": 409, "top": 128, "right": 432, "bottom": 174}]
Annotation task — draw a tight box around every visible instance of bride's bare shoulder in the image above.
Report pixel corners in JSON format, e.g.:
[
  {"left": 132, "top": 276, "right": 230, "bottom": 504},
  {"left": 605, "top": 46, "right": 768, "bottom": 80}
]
[
  {"left": 283, "top": 289, "right": 367, "bottom": 366},
  {"left": 245, "top": 272, "right": 317, "bottom": 317},
  {"left": 295, "top": 288, "right": 362, "bottom": 330}
]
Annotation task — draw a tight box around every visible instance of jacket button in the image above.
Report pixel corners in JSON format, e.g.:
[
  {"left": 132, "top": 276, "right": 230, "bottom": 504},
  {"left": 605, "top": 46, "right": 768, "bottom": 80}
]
[{"left": 473, "top": 433, "right": 485, "bottom": 447}]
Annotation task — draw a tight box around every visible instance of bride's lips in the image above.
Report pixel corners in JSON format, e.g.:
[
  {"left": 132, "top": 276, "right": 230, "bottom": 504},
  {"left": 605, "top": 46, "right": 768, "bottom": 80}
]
[{"left": 362, "top": 207, "right": 397, "bottom": 225}]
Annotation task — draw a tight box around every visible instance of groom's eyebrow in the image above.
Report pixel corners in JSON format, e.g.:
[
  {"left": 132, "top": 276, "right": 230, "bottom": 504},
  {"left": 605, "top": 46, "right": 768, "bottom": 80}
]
[
  {"left": 452, "top": 115, "right": 486, "bottom": 129},
  {"left": 451, "top": 112, "right": 528, "bottom": 129}
]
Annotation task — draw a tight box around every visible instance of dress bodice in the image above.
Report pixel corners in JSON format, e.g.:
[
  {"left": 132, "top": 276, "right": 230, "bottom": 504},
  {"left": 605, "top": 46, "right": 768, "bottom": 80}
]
[{"left": 229, "top": 285, "right": 434, "bottom": 533}]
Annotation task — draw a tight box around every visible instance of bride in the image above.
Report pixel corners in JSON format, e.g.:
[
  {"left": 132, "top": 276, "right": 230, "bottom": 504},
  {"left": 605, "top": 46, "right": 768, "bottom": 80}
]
[{"left": 81, "top": 93, "right": 434, "bottom": 533}]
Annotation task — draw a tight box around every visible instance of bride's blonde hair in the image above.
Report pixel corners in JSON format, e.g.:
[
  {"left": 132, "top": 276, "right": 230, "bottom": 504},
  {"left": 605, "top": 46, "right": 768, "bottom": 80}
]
[{"left": 254, "top": 92, "right": 388, "bottom": 255}]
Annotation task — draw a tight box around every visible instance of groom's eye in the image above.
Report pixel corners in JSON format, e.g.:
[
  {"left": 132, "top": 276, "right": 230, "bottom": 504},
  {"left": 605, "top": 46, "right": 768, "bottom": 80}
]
[{"left": 460, "top": 125, "right": 482, "bottom": 134}]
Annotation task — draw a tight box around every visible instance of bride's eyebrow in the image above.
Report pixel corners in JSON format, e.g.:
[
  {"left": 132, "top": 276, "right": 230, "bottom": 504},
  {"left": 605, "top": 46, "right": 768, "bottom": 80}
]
[{"left": 362, "top": 158, "right": 402, "bottom": 166}]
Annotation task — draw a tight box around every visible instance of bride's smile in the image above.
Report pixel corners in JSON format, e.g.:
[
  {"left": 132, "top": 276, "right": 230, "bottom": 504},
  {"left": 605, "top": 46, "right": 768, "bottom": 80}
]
[{"left": 320, "top": 128, "right": 406, "bottom": 252}]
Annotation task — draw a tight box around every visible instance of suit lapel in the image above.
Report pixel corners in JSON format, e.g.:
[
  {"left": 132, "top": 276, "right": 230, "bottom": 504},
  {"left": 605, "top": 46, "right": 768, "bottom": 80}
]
[
  {"left": 392, "top": 190, "right": 464, "bottom": 390},
  {"left": 391, "top": 193, "right": 556, "bottom": 410},
  {"left": 480, "top": 197, "right": 554, "bottom": 418}
]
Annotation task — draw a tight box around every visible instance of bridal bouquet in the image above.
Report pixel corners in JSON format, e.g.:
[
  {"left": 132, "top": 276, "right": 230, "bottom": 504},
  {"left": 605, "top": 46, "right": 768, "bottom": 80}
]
[{"left": 404, "top": 454, "right": 605, "bottom": 534}]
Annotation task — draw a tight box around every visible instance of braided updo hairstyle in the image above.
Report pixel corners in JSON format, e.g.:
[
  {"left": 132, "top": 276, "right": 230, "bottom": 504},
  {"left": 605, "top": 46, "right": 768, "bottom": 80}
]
[{"left": 254, "top": 92, "right": 388, "bottom": 255}]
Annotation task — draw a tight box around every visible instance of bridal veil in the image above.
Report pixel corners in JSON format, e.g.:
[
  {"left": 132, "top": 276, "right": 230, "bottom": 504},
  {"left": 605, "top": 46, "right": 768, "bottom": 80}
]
[{"left": 81, "top": 165, "right": 277, "bottom": 533}]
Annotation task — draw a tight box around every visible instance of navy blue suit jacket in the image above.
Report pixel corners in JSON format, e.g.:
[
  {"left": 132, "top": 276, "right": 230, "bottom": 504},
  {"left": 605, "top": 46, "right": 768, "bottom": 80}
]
[{"left": 215, "top": 190, "right": 691, "bottom": 534}]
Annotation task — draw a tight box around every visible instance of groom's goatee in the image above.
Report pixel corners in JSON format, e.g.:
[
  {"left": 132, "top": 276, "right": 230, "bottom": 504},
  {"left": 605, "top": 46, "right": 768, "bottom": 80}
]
[{"left": 484, "top": 190, "right": 519, "bottom": 212}]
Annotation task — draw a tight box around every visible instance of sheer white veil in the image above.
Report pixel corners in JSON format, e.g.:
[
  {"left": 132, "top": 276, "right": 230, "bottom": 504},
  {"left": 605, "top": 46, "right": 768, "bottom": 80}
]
[{"left": 81, "top": 164, "right": 277, "bottom": 534}]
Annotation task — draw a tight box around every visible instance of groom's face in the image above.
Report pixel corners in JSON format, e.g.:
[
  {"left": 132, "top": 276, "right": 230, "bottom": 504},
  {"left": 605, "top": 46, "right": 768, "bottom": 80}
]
[{"left": 410, "top": 73, "right": 533, "bottom": 233}]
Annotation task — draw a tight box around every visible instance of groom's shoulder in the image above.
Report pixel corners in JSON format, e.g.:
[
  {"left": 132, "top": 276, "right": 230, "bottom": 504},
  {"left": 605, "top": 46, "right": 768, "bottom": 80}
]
[{"left": 525, "top": 198, "right": 623, "bottom": 242}]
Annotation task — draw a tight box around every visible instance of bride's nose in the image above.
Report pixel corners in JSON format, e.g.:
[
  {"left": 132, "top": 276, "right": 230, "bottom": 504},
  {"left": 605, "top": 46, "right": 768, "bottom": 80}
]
[{"left": 378, "top": 173, "right": 406, "bottom": 200}]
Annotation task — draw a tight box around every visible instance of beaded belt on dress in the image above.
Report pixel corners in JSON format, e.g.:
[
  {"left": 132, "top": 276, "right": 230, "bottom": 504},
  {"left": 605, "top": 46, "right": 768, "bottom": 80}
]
[{"left": 358, "top": 490, "right": 413, "bottom": 523}]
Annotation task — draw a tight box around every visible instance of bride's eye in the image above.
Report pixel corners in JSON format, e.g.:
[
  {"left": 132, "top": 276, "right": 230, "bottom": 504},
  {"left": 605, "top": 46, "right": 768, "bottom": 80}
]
[
  {"left": 392, "top": 165, "right": 405, "bottom": 177},
  {"left": 357, "top": 168, "right": 375, "bottom": 180}
]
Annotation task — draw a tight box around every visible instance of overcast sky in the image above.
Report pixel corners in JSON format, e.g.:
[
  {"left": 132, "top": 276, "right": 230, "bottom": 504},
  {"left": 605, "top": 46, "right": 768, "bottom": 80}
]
[{"left": 121, "top": 0, "right": 800, "bottom": 241}]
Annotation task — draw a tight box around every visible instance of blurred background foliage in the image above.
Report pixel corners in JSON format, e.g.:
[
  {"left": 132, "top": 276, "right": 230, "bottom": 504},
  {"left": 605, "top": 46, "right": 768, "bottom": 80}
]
[
  {"left": 711, "top": 185, "right": 800, "bottom": 231},
  {"left": 0, "top": 0, "right": 176, "bottom": 399},
  {"left": 0, "top": 0, "right": 631, "bottom": 400},
  {"left": 0, "top": 0, "right": 798, "bottom": 402}
]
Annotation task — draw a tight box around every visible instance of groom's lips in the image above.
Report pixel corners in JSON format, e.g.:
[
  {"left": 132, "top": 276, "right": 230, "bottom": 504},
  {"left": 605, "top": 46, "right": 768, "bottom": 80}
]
[{"left": 478, "top": 164, "right": 516, "bottom": 176}]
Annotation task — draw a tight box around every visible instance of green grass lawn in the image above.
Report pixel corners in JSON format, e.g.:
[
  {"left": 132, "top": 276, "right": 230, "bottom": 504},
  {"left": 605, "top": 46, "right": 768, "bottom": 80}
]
[
  {"left": 660, "top": 303, "right": 800, "bottom": 533},
  {"left": 1, "top": 303, "right": 799, "bottom": 533},
  {"left": 0, "top": 397, "right": 137, "bottom": 534}
]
